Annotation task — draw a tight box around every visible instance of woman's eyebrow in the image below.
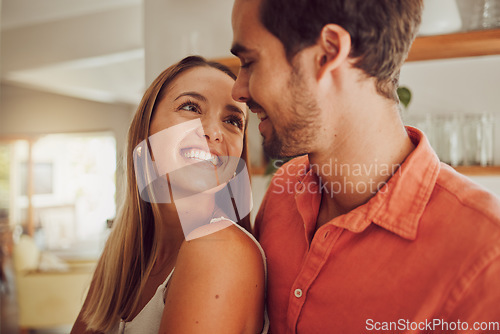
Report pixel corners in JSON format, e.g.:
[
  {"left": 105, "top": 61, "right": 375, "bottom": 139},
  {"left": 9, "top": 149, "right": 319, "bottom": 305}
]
[
  {"left": 227, "top": 104, "right": 246, "bottom": 117},
  {"left": 174, "top": 91, "right": 207, "bottom": 102}
]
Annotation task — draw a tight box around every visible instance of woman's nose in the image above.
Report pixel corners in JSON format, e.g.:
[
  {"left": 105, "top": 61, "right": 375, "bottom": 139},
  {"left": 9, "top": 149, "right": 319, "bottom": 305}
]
[
  {"left": 196, "top": 118, "right": 222, "bottom": 143},
  {"left": 232, "top": 71, "right": 250, "bottom": 103}
]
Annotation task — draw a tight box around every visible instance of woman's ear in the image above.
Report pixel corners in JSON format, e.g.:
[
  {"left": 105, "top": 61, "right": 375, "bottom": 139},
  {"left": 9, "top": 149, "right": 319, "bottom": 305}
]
[{"left": 316, "top": 24, "right": 351, "bottom": 81}]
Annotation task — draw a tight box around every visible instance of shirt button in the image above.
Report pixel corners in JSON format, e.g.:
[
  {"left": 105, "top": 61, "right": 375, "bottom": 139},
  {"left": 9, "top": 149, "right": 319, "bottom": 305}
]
[{"left": 294, "top": 288, "right": 303, "bottom": 298}]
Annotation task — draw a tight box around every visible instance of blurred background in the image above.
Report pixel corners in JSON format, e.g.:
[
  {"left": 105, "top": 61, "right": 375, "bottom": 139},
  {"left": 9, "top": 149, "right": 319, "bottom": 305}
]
[{"left": 0, "top": 0, "right": 499, "bottom": 332}]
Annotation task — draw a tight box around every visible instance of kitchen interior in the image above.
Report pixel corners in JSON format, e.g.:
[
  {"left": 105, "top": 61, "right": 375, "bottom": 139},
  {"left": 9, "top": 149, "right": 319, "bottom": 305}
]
[{"left": 1, "top": 0, "right": 500, "bottom": 333}]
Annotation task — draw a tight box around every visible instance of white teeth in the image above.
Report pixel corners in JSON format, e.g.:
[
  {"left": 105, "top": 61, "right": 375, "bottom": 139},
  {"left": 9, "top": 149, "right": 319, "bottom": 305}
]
[{"left": 182, "top": 148, "right": 219, "bottom": 166}]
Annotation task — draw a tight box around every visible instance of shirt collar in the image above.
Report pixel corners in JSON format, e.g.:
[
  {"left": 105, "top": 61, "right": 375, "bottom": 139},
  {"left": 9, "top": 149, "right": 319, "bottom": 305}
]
[{"left": 296, "top": 127, "right": 441, "bottom": 240}]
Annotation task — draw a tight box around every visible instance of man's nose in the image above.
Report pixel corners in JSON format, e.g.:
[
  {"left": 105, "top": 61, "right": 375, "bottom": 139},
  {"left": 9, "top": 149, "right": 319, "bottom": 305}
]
[{"left": 232, "top": 70, "right": 250, "bottom": 103}]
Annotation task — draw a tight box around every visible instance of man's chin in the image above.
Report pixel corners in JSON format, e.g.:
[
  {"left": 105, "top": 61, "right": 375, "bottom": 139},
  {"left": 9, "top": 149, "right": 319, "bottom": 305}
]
[
  {"left": 262, "top": 137, "right": 281, "bottom": 159},
  {"left": 260, "top": 128, "right": 303, "bottom": 158},
  {"left": 263, "top": 138, "right": 299, "bottom": 159}
]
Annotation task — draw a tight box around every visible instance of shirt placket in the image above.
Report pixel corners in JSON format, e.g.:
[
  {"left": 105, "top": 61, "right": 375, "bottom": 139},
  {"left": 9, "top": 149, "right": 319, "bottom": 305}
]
[
  {"left": 286, "top": 225, "right": 343, "bottom": 333},
  {"left": 286, "top": 178, "right": 344, "bottom": 333}
]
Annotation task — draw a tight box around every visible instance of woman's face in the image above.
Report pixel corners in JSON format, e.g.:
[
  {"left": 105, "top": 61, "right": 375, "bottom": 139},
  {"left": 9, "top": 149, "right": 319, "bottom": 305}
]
[{"left": 148, "top": 66, "right": 247, "bottom": 197}]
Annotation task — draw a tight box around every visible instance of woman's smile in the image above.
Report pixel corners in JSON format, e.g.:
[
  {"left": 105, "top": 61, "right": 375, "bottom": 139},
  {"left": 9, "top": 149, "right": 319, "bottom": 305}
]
[{"left": 179, "top": 147, "right": 221, "bottom": 167}]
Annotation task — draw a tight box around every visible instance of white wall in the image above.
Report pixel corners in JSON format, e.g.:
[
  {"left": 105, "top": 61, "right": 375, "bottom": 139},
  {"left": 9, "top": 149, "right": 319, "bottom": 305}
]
[{"left": 144, "top": 0, "right": 234, "bottom": 83}]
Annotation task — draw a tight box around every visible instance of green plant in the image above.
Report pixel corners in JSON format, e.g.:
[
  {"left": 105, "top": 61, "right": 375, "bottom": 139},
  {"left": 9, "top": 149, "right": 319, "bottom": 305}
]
[{"left": 397, "top": 86, "right": 412, "bottom": 110}]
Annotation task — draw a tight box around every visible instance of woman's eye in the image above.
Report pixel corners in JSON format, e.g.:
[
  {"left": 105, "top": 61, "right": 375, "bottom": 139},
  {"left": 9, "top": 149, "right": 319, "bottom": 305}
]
[
  {"left": 179, "top": 101, "right": 201, "bottom": 114},
  {"left": 225, "top": 117, "right": 244, "bottom": 129}
]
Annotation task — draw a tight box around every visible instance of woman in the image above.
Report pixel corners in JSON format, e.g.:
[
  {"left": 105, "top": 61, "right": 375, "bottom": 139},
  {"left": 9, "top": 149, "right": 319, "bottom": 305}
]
[{"left": 71, "top": 56, "right": 267, "bottom": 334}]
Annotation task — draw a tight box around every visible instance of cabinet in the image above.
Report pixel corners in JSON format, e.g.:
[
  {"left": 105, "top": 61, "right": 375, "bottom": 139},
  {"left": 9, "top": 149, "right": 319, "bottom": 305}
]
[{"left": 214, "top": 29, "right": 500, "bottom": 175}]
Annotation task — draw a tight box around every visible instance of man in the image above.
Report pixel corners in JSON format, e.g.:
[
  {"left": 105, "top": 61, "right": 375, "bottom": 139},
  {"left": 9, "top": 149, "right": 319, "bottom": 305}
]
[{"left": 230, "top": 0, "right": 500, "bottom": 333}]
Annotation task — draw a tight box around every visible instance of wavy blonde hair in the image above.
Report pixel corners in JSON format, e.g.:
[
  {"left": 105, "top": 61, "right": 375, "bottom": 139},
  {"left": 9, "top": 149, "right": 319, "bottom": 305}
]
[{"left": 82, "top": 56, "right": 251, "bottom": 332}]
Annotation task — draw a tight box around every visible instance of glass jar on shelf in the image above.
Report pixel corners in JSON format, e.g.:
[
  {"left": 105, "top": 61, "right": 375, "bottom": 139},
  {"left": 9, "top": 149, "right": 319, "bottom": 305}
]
[
  {"left": 433, "top": 114, "right": 463, "bottom": 166},
  {"left": 462, "top": 113, "right": 494, "bottom": 166}
]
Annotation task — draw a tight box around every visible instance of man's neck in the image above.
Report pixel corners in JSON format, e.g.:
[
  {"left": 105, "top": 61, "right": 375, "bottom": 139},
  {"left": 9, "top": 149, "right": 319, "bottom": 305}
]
[{"left": 311, "top": 102, "right": 415, "bottom": 230}]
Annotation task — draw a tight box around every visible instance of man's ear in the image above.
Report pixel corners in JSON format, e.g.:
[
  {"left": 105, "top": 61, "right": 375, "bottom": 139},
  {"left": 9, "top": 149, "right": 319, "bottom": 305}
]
[{"left": 316, "top": 24, "right": 351, "bottom": 80}]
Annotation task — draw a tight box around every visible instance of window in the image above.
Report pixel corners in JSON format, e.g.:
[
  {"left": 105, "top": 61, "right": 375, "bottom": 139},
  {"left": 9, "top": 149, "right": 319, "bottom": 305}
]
[{"left": 1, "top": 132, "right": 116, "bottom": 253}]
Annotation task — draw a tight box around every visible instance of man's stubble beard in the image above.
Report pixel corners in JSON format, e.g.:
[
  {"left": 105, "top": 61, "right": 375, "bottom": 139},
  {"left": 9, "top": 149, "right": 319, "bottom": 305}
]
[{"left": 263, "top": 63, "right": 322, "bottom": 159}]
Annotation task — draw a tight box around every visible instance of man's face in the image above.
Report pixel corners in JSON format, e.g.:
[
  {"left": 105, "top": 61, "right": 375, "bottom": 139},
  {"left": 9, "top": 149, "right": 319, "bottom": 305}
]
[{"left": 231, "top": 0, "right": 322, "bottom": 158}]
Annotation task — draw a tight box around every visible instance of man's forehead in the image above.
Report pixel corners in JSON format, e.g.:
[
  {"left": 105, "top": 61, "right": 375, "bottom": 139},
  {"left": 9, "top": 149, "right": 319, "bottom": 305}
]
[
  {"left": 232, "top": 0, "right": 261, "bottom": 27},
  {"left": 231, "top": 0, "right": 262, "bottom": 52}
]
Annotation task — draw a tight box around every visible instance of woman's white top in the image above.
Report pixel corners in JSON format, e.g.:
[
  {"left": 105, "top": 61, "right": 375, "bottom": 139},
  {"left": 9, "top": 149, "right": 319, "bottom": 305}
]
[{"left": 108, "top": 218, "right": 269, "bottom": 334}]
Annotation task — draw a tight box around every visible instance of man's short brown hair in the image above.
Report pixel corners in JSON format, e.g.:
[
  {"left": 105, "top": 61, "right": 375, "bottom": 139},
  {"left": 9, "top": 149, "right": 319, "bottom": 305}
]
[{"left": 259, "top": 0, "right": 423, "bottom": 101}]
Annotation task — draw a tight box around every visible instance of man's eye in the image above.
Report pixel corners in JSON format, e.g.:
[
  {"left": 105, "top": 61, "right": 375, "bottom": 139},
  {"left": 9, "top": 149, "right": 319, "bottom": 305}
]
[{"left": 241, "top": 61, "right": 253, "bottom": 69}]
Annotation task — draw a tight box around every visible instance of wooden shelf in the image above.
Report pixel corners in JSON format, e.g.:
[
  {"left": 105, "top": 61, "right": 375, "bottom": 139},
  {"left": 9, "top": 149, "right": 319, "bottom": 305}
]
[
  {"left": 213, "top": 56, "right": 240, "bottom": 75},
  {"left": 408, "top": 29, "right": 500, "bottom": 61},
  {"left": 215, "top": 28, "right": 500, "bottom": 73},
  {"left": 454, "top": 166, "right": 500, "bottom": 176}
]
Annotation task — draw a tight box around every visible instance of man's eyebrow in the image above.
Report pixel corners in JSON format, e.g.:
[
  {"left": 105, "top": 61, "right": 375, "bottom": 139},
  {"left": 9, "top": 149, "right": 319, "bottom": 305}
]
[
  {"left": 230, "top": 43, "right": 249, "bottom": 57},
  {"left": 174, "top": 91, "right": 207, "bottom": 102}
]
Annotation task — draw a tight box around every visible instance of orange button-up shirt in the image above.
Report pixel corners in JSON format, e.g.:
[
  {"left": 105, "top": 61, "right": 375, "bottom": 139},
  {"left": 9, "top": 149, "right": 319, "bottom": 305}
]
[{"left": 255, "top": 127, "right": 500, "bottom": 334}]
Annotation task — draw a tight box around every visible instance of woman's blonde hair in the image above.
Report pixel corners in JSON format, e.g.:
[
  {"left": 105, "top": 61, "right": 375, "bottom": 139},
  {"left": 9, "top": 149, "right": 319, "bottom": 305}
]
[{"left": 82, "top": 56, "right": 251, "bottom": 331}]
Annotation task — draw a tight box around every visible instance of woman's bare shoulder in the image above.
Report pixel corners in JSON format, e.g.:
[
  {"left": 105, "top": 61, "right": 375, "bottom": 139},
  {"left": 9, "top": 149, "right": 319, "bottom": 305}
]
[
  {"left": 181, "top": 219, "right": 263, "bottom": 269},
  {"left": 160, "top": 220, "right": 265, "bottom": 333}
]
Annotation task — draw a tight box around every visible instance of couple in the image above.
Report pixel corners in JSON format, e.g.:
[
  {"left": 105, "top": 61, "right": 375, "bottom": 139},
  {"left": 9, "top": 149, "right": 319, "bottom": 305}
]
[{"left": 73, "top": 0, "right": 500, "bottom": 333}]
